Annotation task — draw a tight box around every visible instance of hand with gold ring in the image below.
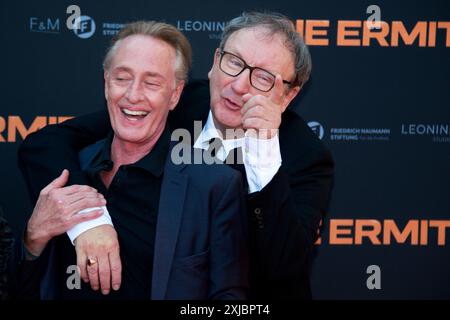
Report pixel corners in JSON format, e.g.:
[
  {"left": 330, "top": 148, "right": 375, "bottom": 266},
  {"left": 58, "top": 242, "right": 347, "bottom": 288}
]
[
  {"left": 87, "top": 257, "right": 97, "bottom": 267},
  {"left": 75, "top": 225, "right": 121, "bottom": 295},
  {"left": 85, "top": 255, "right": 100, "bottom": 291}
]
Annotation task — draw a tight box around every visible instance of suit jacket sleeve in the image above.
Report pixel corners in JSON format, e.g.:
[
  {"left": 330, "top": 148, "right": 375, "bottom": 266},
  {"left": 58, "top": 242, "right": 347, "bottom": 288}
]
[
  {"left": 8, "top": 231, "right": 52, "bottom": 300},
  {"left": 246, "top": 123, "right": 334, "bottom": 299},
  {"left": 18, "top": 109, "right": 111, "bottom": 204},
  {"left": 209, "top": 170, "right": 249, "bottom": 300}
]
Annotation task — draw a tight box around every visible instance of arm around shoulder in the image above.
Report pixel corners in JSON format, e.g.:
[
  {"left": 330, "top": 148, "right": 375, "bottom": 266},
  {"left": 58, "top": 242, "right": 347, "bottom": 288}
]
[{"left": 18, "top": 109, "right": 111, "bottom": 203}]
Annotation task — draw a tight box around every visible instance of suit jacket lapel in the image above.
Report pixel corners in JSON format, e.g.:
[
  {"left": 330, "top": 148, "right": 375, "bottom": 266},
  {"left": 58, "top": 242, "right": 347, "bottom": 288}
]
[{"left": 151, "top": 155, "right": 187, "bottom": 299}]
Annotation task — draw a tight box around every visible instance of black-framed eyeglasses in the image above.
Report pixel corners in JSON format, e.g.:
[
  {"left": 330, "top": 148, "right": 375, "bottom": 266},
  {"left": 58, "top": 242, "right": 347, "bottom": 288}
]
[{"left": 218, "top": 50, "right": 292, "bottom": 92}]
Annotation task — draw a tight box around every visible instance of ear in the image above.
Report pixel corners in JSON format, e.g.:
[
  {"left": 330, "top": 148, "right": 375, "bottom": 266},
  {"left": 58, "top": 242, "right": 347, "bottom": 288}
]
[
  {"left": 104, "top": 71, "right": 109, "bottom": 100},
  {"left": 281, "top": 85, "right": 301, "bottom": 113},
  {"left": 169, "top": 80, "right": 185, "bottom": 111},
  {"left": 208, "top": 48, "right": 220, "bottom": 80}
]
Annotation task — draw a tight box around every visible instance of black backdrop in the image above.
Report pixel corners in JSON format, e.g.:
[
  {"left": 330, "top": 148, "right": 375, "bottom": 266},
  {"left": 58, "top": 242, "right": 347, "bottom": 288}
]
[{"left": 1, "top": 0, "right": 449, "bottom": 299}]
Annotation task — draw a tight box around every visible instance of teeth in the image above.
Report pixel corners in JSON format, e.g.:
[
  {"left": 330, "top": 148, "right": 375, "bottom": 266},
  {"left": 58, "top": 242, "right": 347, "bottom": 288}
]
[{"left": 122, "top": 108, "right": 149, "bottom": 116}]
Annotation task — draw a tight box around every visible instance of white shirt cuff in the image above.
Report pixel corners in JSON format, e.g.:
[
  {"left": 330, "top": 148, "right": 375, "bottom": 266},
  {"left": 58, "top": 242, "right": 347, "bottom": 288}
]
[
  {"left": 66, "top": 206, "right": 113, "bottom": 245},
  {"left": 243, "top": 134, "right": 282, "bottom": 194}
]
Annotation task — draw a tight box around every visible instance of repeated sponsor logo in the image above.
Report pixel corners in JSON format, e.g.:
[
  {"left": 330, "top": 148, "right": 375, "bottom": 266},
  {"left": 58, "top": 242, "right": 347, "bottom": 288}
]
[
  {"left": 330, "top": 127, "right": 391, "bottom": 142},
  {"left": 100, "top": 20, "right": 226, "bottom": 40},
  {"left": 28, "top": 6, "right": 95, "bottom": 39},
  {"left": 401, "top": 123, "right": 450, "bottom": 143},
  {"left": 307, "top": 121, "right": 325, "bottom": 140},
  {"left": 102, "top": 23, "right": 126, "bottom": 36},
  {"left": 29, "top": 6, "right": 449, "bottom": 47},
  {"left": 29, "top": 17, "right": 61, "bottom": 34},
  {"left": 176, "top": 20, "right": 226, "bottom": 40},
  {"left": 72, "top": 15, "right": 96, "bottom": 39}
]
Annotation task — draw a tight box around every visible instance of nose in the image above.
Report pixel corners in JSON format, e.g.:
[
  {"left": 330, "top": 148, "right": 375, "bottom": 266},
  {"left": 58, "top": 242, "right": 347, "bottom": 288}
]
[
  {"left": 126, "top": 80, "right": 144, "bottom": 103},
  {"left": 231, "top": 68, "right": 251, "bottom": 95}
]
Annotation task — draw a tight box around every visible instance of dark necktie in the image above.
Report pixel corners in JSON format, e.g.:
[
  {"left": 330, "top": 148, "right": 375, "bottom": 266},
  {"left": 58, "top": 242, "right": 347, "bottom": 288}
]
[
  {"left": 207, "top": 137, "right": 223, "bottom": 158},
  {"left": 207, "top": 138, "right": 248, "bottom": 191},
  {"left": 225, "top": 146, "right": 248, "bottom": 192}
]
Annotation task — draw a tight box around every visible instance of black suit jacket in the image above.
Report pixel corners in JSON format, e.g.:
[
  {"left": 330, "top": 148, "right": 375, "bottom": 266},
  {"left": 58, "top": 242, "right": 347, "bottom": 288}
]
[{"left": 18, "top": 79, "right": 334, "bottom": 299}]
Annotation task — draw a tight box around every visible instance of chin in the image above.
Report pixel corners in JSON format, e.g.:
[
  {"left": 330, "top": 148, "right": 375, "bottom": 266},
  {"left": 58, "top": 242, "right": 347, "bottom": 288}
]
[
  {"left": 218, "top": 114, "right": 242, "bottom": 130},
  {"left": 214, "top": 108, "right": 242, "bottom": 129},
  {"left": 115, "top": 129, "right": 148, "bottom": 143}
]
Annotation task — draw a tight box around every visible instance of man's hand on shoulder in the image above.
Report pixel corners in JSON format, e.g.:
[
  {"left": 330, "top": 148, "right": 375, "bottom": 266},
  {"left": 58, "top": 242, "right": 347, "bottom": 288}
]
[{"left": 25, "top": 169, "right": 105, "bottom": 258}]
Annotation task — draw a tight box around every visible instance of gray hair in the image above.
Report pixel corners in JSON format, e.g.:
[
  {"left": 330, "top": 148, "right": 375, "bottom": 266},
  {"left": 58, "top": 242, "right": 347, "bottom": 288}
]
[
  {"left": 219, "top": 12, "right": 311, "bottom": 88},
  {"left": 103, "top": 21, "right": 192, "bottom": 81}
]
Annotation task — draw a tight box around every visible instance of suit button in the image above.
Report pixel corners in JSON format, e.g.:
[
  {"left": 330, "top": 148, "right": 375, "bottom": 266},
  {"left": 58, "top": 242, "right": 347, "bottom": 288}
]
[{"left": 254, "top": 208, "right": 261, "bottom": 215}]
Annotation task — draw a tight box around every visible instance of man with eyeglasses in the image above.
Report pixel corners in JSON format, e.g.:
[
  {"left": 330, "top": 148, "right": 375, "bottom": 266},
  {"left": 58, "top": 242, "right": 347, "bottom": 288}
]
[
  {"left": 19, "top": 12, "right": 334, "bottom": 299},
  {"left": 218, "top": 50, "right": 293, "bottom": 92}
]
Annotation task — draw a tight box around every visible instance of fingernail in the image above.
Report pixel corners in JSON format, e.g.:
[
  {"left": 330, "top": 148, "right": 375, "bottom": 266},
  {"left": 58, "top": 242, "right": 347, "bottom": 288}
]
[
  {"left": 113, "top": 285, "right": 120, "bottom": 291},
  {"left": 102, "top": 289, "right": 109, "bottom": 295},
  {"left": 92, "top": 286, "right": 99, "bottom": 291}
]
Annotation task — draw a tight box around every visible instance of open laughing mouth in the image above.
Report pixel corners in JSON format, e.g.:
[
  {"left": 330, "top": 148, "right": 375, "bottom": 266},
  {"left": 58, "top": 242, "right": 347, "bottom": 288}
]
[{"left": 120, "top": 108, "right": 150, "bottom": 121}]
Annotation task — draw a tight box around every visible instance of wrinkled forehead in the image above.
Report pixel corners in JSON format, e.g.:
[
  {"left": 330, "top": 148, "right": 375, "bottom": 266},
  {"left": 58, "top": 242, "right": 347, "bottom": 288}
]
[
  {"left": 224, "top": 26, "right": 293, "bottom": 60},
  {"left": 224, "top": 26, "right": 287, "bottom": 47}
]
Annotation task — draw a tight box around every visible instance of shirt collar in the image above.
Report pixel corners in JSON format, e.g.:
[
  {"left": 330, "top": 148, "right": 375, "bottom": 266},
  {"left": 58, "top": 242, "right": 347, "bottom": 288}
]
[
  {"left": 193, "top": 111, "right": 243, "bottom": 161},
  {"left": 87, "top": 132, "right": 114, "bottom": 174},
  {"left": 87, "top": 126, "right": 170, "bottom": 178}
]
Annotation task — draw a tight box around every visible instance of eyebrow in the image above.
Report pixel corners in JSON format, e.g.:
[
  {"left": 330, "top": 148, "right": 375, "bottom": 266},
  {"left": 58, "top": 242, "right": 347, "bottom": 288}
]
[
  {"left": 111, "top": 66, "right": 166, "bottom": 80},
  {"left": 224, "top": 48, "right": 244, "bottom": 61},
  {"left": 224, "top": 48, "right": 276, "bottom": 73}
]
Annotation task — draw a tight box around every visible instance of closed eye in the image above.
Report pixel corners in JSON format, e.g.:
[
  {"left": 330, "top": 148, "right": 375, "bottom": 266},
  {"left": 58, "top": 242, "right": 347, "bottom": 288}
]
[
  {"left": 115, "top": 77, "right": 131, "bottom": 82},
  {"left": 144, "top": 80, "right": 162, "bottom": 88}
]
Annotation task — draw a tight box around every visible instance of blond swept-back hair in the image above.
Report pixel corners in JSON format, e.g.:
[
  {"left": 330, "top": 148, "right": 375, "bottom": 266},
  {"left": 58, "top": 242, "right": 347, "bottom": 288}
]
[{"left": 103, "top": 21, "right": 192, "bottom": 81}]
